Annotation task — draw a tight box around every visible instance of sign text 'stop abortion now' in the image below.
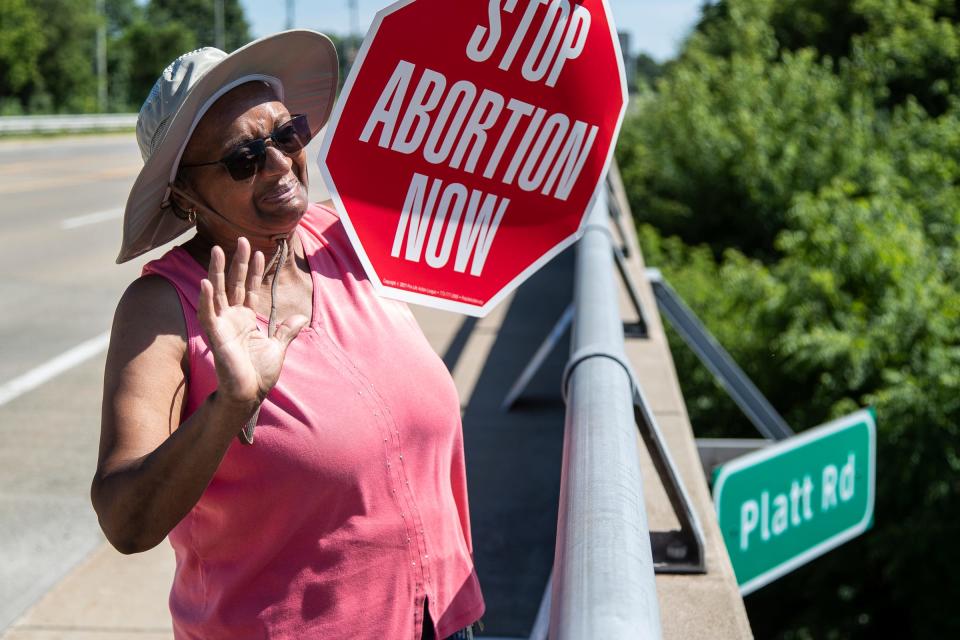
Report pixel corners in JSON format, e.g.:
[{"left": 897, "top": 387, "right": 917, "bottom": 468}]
[{"left": 320, "top": 0, "right": 627, "bottom": 316}]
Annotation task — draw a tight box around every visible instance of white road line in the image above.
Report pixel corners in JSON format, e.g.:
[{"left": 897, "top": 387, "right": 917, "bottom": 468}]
[
  {"left": 0, "top": 332, "right": 110, "bottom": 407},
  {"left": 60, "top": 208, "right": 123, "bottom": 230}
]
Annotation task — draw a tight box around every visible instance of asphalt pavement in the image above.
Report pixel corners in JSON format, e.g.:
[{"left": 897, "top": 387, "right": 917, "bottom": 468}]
[{"left": 0, "top": 135, "right": 149, "bottom": 631}]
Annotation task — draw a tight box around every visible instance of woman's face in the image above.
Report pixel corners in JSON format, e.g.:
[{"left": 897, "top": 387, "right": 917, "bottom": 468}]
[{"left": 178, "top": 82, "right": 310, "bottom": 240}]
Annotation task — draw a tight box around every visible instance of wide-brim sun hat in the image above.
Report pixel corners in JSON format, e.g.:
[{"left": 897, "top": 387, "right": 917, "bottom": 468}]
[{"left": 117, "top": 29, "right": 339, "bottom": 264}]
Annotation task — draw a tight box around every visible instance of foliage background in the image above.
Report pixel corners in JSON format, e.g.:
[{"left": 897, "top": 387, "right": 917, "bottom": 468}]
[
  {"left": 0, "top": 0, "right": 359, "bottom": 115},
  {"left": 0, "top": 0, "right": 250, "bottom": 114},
  {"left": 616, "top": 0, "right": 960, "bottom": 637}
]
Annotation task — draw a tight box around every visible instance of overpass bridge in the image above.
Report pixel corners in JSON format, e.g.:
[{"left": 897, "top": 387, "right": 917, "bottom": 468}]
[{"left": 0, "top": 134, "right": 751, "bottom": 638}]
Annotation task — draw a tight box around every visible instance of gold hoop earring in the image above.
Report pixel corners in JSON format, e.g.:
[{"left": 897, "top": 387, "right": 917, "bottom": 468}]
[{"left": 186, "top": 209, "right": 197, "bottom": 224}]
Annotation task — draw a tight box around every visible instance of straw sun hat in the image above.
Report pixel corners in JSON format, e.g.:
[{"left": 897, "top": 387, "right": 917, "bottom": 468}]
[{"left": 117, "top": 29, "right": 339, "bottom": 264}]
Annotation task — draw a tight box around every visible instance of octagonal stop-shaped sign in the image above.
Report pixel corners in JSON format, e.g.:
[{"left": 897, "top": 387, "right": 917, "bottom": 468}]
[{"left": 319, "top": 0, "right": 627, "bottom": 316}]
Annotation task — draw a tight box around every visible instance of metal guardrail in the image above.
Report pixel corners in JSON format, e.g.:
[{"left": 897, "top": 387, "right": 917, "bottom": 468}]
[
  {"left": 550, "top": 187, "right": 662, "bottom": 638},
  {"left": 645, "top": 268, "right": 794, "bottom": 442},
  {"left": 0, "top": 114, "right": 137, "bottom": 134}
]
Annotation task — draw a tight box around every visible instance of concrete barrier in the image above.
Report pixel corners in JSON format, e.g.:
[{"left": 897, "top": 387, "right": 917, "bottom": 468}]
[{"left": 0, "top": 114, "right": 137, "bottom": 135}]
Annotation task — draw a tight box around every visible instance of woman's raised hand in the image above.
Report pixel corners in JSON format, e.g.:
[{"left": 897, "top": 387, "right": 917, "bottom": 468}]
[{"left": 198, "top": 237, "right": 308, "bottom": 406}]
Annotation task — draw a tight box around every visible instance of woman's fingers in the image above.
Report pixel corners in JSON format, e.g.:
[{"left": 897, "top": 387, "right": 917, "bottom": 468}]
[
  {"left": 245, "top": 250, "right": 265, "bottom": 310},
  {"left": 227, "top": 238, "right": 250, "bottom": 306},
  {"left": 198, "top": 278, "right": 217, "bottom": 332},
  {"left": 210, "top": 240, "right": 266, "bottom": 311},
  {"left": 207, "top": 246, "right": 229, "bottom": 314}
]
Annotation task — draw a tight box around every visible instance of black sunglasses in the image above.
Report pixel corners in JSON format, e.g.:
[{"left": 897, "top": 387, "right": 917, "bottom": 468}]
[{"left": 180, "top": 114, "right": 312, "bottom": 181}]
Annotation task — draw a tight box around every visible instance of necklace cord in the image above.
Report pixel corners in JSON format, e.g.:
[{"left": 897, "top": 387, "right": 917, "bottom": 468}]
[{"left": 239, "top": 237, "right": 287, "bottom": 446}]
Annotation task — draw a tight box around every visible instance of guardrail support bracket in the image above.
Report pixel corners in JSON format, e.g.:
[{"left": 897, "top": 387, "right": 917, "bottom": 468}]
[{"left": 634, "top": 389, "right": 708, "bottom": 574}]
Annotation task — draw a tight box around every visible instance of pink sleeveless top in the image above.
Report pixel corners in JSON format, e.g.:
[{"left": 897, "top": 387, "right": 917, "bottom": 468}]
[{"left": 142, "top": 203, "right": 484, "bottom": 639}]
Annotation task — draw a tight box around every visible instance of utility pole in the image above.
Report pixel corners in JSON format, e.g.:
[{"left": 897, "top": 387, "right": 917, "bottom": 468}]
[
  {"left": 214, "top": 0, "right": 225, "bottom": 50},
  {"left": 286, "top": 0, "right": 295, "bottom": 30},
  {"left": 96, "top": 0, "right": 107, "bottom": 111},
  {"left": 347, "top": 0, "right": 359, "bottom": 64},
  {"left": 348, "top": 0, "right": 359, "bottom": 36}
]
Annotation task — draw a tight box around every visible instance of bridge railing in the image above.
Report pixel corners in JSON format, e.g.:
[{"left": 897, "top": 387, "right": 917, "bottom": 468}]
[{"left": 549, "top": 186, "right": 663, "bottom": 638}]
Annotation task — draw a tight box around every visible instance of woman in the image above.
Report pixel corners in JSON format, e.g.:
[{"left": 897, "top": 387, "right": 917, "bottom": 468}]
[{"left": 91, "top": 31, "right": 485, "bottom": 640}]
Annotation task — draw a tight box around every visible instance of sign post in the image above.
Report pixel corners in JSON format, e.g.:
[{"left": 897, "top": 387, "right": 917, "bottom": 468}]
[
  {"left": 319, "top": 0, "right": 628, "bottom": 316},
  {"left": 713, "top": 409, "right": 877, "bottom": 595}
]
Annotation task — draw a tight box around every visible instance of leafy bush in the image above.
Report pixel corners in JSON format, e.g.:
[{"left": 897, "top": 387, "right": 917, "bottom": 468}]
[{"left": 618, "top": 0, "right": 960, "bottom": 636}]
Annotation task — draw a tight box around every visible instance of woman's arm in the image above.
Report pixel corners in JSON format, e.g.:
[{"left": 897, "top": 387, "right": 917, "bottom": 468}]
[{"left": 92, "top": 239, "right": 306, "bottom": 554}]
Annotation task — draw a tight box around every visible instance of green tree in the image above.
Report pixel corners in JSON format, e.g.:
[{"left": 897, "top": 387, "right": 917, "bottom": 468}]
[
  {"left": 633, "top": 52, "right": 663, "bottom": 88},
  {"left": 0, "top": 0, "right": 255, "bottom": 113},
  {"left": 122, "top": 20, "right": 198, "bottom": 110},
  {"left": 104, "top": 0, "right": 144, "bottom": 111},
  {"left": 0, "top": 0, "right": 46, "bottom": 112},
  {"left": 31, "top": 0, "right": 99, "bottom": 112},
  {"left": 147, "top": 0, "right": 251, "bottom": 53},
  {"left": 0, "top": 0, "right": 99, "bottom": 113},
  {"left": 617, "top": 0, "right": 960, "bottom": 636}
]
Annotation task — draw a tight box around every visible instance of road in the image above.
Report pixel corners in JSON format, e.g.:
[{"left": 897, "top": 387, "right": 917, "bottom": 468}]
[
  {"left": 0, "top": 135, "right": 148, "bottom": 631},
  {"left": 0, "top": 134, "right": 570, "bottom": 637}
]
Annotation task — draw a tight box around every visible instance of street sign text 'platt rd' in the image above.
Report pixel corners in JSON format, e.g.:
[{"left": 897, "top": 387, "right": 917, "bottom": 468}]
[{"left": 713, "top": 409, "right": 876, "bottom": 595}]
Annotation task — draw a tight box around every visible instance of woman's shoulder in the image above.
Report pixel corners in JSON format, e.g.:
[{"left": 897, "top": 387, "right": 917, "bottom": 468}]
[
  {"left": 107, "top": 272, "right": 189, "bottom": 378},
  {"left": 115, "top": 273, "right": 188, "bottom": 343}
]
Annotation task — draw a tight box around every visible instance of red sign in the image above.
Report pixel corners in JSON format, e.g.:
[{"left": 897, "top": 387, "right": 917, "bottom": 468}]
[{"left": 319, "top": 0, "right": 627, "bottom": 316}]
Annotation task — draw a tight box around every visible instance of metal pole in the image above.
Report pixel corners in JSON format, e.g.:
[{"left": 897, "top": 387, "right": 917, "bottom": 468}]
[
  {"left": 214, "top": 0, "right": 225, "bottom": 50},
  {"left": 286, "top": 0, "right": 295, "bottom": 30},
  {"left": 348, "top": 0, "right": 359, "bottom": 35},
  {"left": 501, "top": 304, "right": 573, "bottom": 411},
  {"left": 346, "top": 0, "right": 360, "bottom": 64},
  {"left": 529, "top": 568, "right": 553, "bottom": 640},
  {"left": 96, "top": 0, "right": 107, "bottom": 112},
  {"left": 550, "top": 187, "right": 662, "bottom": 639},
  {"left": 645, "top": 269, "right": 794, "bottom": 441}
]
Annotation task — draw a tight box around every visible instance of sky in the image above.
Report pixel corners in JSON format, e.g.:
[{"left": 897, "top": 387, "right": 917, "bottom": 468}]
[{"left": 240, "top": 0, "right": 706, "bottom": 61}]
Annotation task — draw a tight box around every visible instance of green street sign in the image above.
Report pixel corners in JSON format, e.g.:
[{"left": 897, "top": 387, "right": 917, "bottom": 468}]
[{"left": 713, "top": 409, "right": 876, "bottom": 595}]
